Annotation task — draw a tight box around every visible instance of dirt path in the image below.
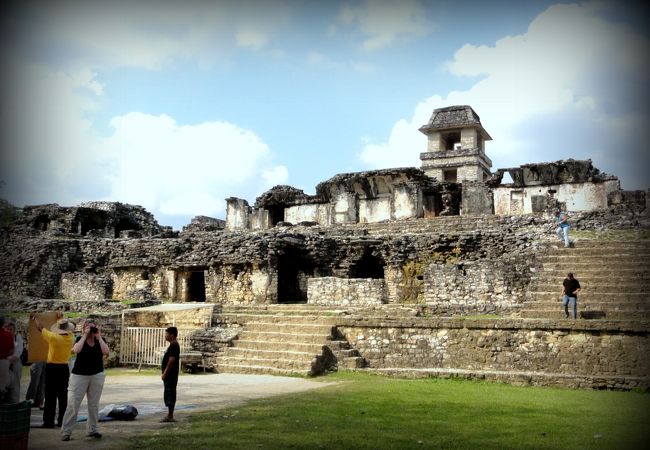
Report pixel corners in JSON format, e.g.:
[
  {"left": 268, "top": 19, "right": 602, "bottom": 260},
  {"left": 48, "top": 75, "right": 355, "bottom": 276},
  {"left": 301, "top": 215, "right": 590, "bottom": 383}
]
[{"left": 23, "top": 372, "right": 333, "bottom": 449}]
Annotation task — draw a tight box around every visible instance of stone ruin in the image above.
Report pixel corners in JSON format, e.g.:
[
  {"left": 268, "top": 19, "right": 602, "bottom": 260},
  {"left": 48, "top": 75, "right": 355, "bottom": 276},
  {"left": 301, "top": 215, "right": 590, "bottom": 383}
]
[{"left": 1, "top": 105, "right": 649, "bottom": 389}]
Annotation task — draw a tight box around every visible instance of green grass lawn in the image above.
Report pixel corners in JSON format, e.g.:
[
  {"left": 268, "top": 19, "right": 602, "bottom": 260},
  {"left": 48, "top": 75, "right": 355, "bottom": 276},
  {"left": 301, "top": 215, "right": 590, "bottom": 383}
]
[{"left": 125, "top": 372, "right": 650, "bottom": 450}]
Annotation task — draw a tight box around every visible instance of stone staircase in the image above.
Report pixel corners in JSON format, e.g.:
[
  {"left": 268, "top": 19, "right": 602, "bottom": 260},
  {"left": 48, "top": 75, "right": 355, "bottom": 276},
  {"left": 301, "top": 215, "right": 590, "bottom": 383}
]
[
  {"left": 213, "top": 305, "right": 365, "bottom": 376},
  {"left": 520, "top": 239, "right": 650, "bottom": 320}
]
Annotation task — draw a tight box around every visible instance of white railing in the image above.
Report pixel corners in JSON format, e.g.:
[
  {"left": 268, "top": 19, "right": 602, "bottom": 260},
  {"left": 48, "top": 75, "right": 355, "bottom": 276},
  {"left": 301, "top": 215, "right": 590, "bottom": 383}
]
[{"left": 120, "top": 327, "right": 194, "bottom": 367}]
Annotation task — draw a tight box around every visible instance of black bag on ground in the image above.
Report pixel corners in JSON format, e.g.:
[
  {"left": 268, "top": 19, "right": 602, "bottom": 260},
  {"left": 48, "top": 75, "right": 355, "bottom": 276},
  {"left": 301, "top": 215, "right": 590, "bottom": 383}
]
[{"left": 108, "top": 405, "right": 138, "bottom": 420}]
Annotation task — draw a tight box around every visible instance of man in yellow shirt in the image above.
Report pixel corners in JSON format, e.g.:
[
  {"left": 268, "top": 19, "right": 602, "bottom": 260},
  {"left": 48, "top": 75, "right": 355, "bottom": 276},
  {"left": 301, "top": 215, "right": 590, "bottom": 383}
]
[{"left": 32, "top": 314, "right": 75, "bottom": 429}]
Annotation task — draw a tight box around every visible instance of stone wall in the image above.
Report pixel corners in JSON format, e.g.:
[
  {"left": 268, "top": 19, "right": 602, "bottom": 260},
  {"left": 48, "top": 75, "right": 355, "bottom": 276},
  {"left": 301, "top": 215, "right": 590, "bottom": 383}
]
[
  {"left": 207, "top": 264, "right": 275, "bottom": 305},
  {"left": 421, "top": 258, "right": 535, "bottom": 314},
  {"left": 60, "top": 272, "right": 112, "bottom": 300},
  {"left": 308, "top": 277, "right": 387, "bottom": 306},
  {"left": 462, "top": 182, "right": 493, "bottom": 215},
  {"left": 111, "top": 268, "right": 151, "bottom": 300},
  {"left": 337, "top": 317, "right": 650, "bottom": 389},
  {"left": 122, "top": 305, "right": 214, "bottom": 328},
  {"left": 493, "top": 179, "right": 620, "bottom": 215}
]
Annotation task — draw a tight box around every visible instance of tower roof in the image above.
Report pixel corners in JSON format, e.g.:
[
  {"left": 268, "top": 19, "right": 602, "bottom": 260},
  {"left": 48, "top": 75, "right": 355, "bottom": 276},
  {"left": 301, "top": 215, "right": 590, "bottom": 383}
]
[{"left": 419, "top": 105, "right": 492, "bottom": 140}]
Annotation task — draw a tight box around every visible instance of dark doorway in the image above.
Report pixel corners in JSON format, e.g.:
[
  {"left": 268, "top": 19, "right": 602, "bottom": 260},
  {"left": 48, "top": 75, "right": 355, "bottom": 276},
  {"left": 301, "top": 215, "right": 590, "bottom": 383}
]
[
  {"left": 32, "top": 215, "right": 50, "bottom": 231},
  {"left": 351, "top": 249, "right": 384, "bottom": 279},
  {"left": 277, "top": 247, "right": 312, "bottom": 303},
  {"left": 267, "top": 205, "right": 285, "bottom": 226},
  {"left": 115, "top": 218, "right": 140, "bottom": 238},
  {"left": 423, "top": 194, "right": 440, "bottom": 218},
  {"left": 188, "top": 271, "right": 206, "bottom": 302},
  {"left": 79, "top": 212, "right": 107, "bottom": 236}
]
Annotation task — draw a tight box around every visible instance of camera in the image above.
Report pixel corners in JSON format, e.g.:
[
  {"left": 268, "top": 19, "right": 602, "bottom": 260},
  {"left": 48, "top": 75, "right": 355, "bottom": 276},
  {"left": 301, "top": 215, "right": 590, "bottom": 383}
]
[{"left": 89, "top": 326, "right": 98, "bottom": 334}]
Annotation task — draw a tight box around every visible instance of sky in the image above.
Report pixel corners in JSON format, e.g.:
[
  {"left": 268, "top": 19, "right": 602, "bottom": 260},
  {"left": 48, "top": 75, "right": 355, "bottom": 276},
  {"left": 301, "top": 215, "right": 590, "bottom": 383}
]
[{"left": 1, "top": 0, "right": 648, "bottom": 230}]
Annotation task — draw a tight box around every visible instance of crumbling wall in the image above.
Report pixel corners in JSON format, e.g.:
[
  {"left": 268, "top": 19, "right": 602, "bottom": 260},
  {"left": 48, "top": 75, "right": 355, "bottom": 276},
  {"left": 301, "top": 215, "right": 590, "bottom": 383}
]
[
  {"left": 111, "top": 267, "right": 152, "bottom": 300},
  {"left": 60, "top": 272, "right": 112, "bottom": 300},
  {"left": 0, "top": 235, "right": 83, "bottom": 298},
  {"left": 493, "top": 180, "right": 619, "bottom": 215},
  {"left": 493, "top": 160, "right": 622, "bottom": 215},
  {"left": 462, "top": 181, "right": 493, "bottom": 215},
  {"left": 422, "top": 258, "right": 531, "bottom": 314},
  {"left": 182, "top": 216, "right": 225, "bottom": 232},
  {"left": 122, "top": 306, "right": 213, "bottom": 328},
  {"left": 207, "top": 263, "right": 275, "bottom": 305},
  {"left": 307, "top": 277, "right": 386, "bottom": 306}
]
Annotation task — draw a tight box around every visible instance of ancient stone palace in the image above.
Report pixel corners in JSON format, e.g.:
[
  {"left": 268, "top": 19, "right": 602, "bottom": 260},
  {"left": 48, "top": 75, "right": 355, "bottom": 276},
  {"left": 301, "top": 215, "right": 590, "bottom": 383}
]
[{"left": 1, "top": 105, "right": 648, "bottom": 390}]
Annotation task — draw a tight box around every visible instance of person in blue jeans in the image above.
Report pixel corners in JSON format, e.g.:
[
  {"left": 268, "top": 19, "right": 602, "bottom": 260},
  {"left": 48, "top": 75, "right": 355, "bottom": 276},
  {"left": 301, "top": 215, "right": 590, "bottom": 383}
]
[
  {"left": 561, "top": 272, "right": 581, "bottom": 319},
  {"left": 555, "top": 210, "right": 571, "bottom": 247}
]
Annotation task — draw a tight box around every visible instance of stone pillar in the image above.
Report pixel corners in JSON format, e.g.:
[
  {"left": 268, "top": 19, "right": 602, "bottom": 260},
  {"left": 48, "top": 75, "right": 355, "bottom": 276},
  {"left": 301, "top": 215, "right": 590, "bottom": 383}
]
[
  {"left": 333, "top": 193, "right": 359, "bottom": 224},
  {"left": 225, "top": 197, "right": 250, "bottom": 230}
]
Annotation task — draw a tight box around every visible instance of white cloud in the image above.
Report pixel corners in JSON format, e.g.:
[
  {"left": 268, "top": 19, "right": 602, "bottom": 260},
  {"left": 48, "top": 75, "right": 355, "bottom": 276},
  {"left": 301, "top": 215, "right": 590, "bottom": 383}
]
[
  {"left": 0, "top": 62, "right": 288, "bottom": 227},
  {"left": 306, "top": 51, "right": 377, "bottom": 74},
  {"left": 99, "top": 113, "right": 287, "bottom": 218},
  {"left": 0, "top": 63, "right": 108, "bottom": 205},
  {"left": 339, "top": 0, "right": 432, "bottom": 51},
  {"left": 22, "top": 0, "right": 291, "bottom": 69},
  {"left": 235, "top": 28, "right": 269, "bottom": 51},
  {"left": 359, "top": 1, "right": 650, "bottom": 189}
]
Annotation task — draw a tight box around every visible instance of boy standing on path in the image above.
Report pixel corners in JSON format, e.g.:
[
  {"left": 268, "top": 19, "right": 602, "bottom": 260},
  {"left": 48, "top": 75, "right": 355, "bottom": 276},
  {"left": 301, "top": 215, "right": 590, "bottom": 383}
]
[{"left": 160, "top": 326, "right": 180, "bottom": 423}]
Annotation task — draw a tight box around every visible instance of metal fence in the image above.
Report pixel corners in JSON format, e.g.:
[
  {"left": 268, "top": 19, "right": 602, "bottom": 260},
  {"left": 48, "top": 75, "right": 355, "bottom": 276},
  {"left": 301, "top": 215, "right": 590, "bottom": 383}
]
[{"left": 120, "top": 327, "right": 194, "bottom": 367}]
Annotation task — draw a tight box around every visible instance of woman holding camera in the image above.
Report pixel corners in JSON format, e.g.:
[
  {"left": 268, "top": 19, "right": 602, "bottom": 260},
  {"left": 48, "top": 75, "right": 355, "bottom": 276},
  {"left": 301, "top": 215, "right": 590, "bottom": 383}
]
[{"left": 61, "top": 319, "right": 110, "bottom": 442}]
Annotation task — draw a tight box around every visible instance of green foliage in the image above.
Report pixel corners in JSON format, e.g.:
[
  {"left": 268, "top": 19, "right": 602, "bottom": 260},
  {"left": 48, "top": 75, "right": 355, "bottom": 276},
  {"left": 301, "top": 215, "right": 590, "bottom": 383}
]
[{"left": 126, "top": 372, "right": 650, "bottom": 450}]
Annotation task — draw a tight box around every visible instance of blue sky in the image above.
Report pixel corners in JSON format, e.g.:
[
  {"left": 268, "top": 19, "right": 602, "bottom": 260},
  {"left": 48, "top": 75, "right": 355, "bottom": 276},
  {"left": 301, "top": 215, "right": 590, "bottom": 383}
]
[{"left": 1, "top": 0, "right": 648, "bottom": 229}]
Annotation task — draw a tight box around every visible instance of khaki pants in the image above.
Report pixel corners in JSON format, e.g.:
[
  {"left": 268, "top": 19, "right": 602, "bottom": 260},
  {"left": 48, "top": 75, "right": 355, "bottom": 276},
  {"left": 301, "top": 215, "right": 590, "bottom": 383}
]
[{"left": 61, "top": 372, "right": 105, "bottom": 437}]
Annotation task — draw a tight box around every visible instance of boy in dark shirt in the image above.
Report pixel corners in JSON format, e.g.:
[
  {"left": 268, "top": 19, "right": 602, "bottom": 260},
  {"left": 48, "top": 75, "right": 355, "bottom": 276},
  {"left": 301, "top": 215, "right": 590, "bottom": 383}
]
[
  {"left": 561, "top": 273, "right": 581, "bottom": 319},
  {"left": 160, "top": 326, "right": 180, "bottom": 423}
]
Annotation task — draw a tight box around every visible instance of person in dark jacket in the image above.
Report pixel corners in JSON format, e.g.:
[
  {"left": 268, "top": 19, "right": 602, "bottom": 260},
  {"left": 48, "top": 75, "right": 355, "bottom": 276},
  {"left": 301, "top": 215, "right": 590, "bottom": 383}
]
[{"left": 561, "top": 272, "right": 581, "bottom": 319}]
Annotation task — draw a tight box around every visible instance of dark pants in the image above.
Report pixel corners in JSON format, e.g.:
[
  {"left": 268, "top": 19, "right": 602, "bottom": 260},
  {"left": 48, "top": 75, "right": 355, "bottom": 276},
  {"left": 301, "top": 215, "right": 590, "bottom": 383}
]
[
  {"left": 163, "top": 377, "right": 178, "bottom": 409},
  {"left": 43, "top": 363, "right": 69, "bottom": 426},
  {"left": 26, "top": 361, "right": 46, "bottom": 406}
]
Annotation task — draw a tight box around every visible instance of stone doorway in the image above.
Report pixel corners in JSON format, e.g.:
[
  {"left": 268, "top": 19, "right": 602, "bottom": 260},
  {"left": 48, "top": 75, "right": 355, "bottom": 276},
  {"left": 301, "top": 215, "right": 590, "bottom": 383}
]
[
  {"left": 277, "top": 247, "right": 313, "bottom": 303},
  {"left": 188, "top": 270, "right": 206, "bottom": 302},
  {"left": 351, "top": 249, "right": 384, "bottom": 279},
  {"left": 267, "top": 205, "right": 285, "bottom": 226}
]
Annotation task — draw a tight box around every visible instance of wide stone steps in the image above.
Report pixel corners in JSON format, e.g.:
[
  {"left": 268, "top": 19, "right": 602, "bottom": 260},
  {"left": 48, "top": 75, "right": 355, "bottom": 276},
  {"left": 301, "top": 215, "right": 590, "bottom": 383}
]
[
  {"left": 519, "top": 239, "right": 649, "bottom": 320},
  {"left": 526, "top": 292, "right": 649, "bottom": 302},
  {"left": 215, "top": 305, "right": 365, "bottom": 376},
  {"left": 529, "top": 283, "right": 649, "bottom": 293},
  {"left": 219, "top": 312, "right": 340, "bottom": 325},
  {"left": 234, "top": 340, "right": 327, "bottom": 352},
  {"left": 241, "top": 322, "right": 336, "bottom": 334},
  {"left": 522, "top": 301, "right": 649, "bottom": 311},
  {"left": 219, "top": 304, "right": 343, "bottom": 314},
  {"left": 520, "top": 309, "right": 650, "bottom": 320},
  {"left": 236, "top": 331, "right": 333, "bottom": 344},
  {"left": 537, "top": 268, "right": 649, "bottom": 277},
  {"left": 221, "top": 348, "right": 317, "bottom": 363},
  {"left": 214, "top": 363, "right": 305, "bottom": 377},
  {"left": 538, "top": 255, "right": 649, "bottom": 265},
  {"left": 536, "top": 262, "right": 646, "bottom": 271}
]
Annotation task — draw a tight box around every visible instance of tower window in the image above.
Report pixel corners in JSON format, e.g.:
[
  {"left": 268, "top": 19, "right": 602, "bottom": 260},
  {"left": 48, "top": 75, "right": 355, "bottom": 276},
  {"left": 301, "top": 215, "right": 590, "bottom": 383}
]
[
  {"left": 442, "top": 131, "right": 461, "bottom": 150},
  {"left": 443, "top": 169, "right": 458, "bottom": 182}
]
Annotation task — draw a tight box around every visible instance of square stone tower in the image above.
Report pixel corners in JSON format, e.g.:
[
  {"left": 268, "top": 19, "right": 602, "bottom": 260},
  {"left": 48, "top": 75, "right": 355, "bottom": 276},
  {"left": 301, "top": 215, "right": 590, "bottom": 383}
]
[{"left": 419, "top": 105, "right": 492, "bottom": 182}]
